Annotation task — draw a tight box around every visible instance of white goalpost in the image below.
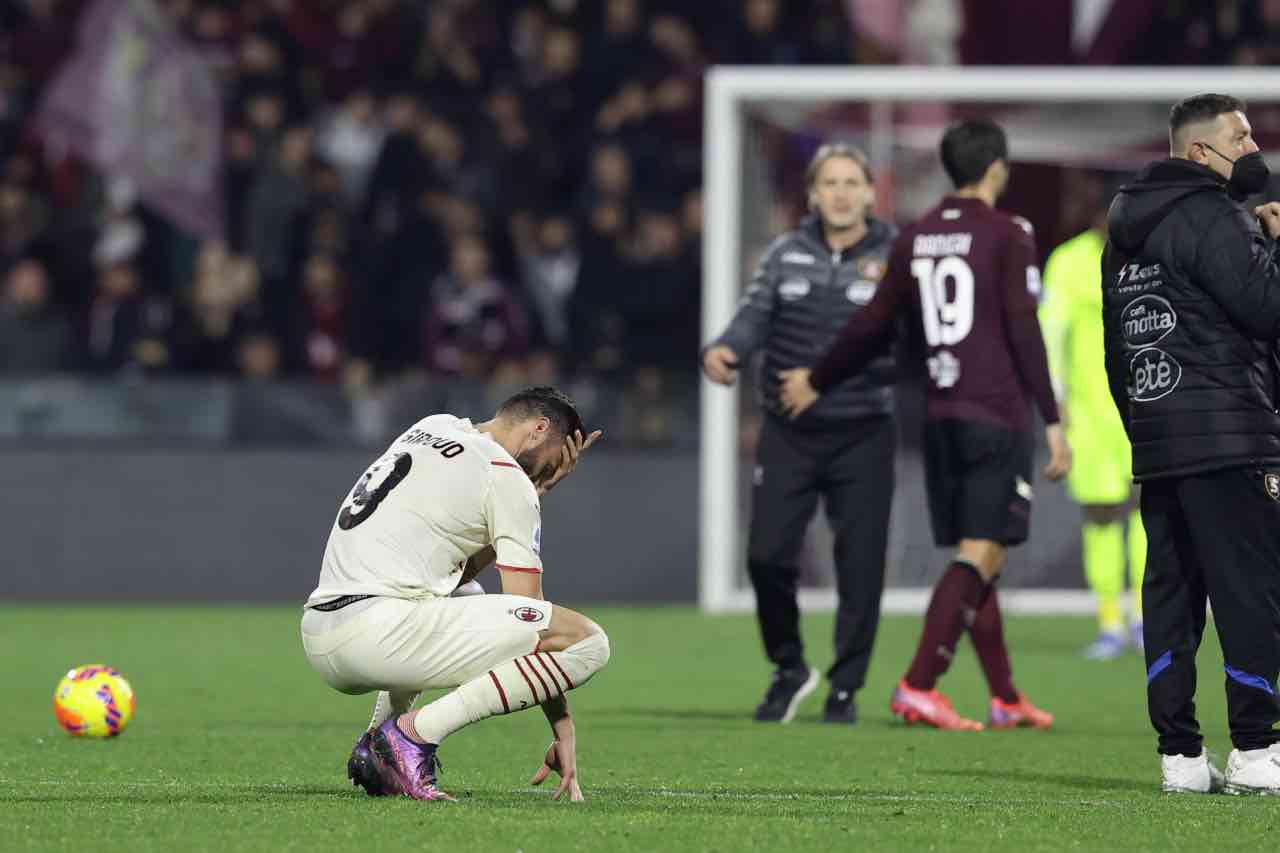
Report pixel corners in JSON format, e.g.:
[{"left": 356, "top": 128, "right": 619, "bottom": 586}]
[{"left": 699, "top": 66, "right": 1280, "bottom": 614}]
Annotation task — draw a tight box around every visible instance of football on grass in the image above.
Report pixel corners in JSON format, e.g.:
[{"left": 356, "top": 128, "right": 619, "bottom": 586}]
[{"left": 54, "top": 665, "right": 136, "bottom": 737}]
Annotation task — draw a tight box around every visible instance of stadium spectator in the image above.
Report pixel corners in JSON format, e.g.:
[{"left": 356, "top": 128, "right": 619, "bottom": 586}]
[
  {"left": 568, "top": 188, "right": 632, "bottom": 377},
  {"left": 172, "top": 245, "right": 263, "bottom": 375},
  {"left": 315, "top": 89, "right": 387, "bottom": 205},
  {"left": 0, "top": 161, "right": 51, "bottom": 271},
  {"left": 82, "top": 258, "right": 171, "bottom": 374},
  {"left": 620, "top": 202, "right": 697, "bottom": 369},
  {"left": 0, "top": 257, "right": 70, "bottom": 373},
  {"left": 237, "top": 329, "right": 283, "bottom": 380},
  {"left": 720, "top": 0, "right": 805, "bottom": 65},
  {"left": 519, "top": 211, "right": 581, "bottom": 354},
  {"left": 244, "top": 125, "right": 312, "bottom": 305},
  {"left": 291, "top": 253, "right": 349, "bottom": 382},
  {"left": 424, "top": 232, "right": 530, "bottom": 378}
]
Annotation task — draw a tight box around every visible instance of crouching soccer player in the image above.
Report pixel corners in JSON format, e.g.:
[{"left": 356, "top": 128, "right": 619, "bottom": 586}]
[{"left": 300, "top": 387, "right": 607, "bottom": 802}]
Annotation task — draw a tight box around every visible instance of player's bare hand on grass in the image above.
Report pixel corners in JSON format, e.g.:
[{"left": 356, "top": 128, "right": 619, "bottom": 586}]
[
  {"left": 702, "top": 345, "right": 740, "bottom": 386},
  {"left": 1043, "top": 423, "right": 1072, "bottom": 481},
  {"left": 1255, "top": 202, "right": 1280, "bottom": 239},
  {"left": 777, "top": 368, "right": 819, "bottom": 419},
  {"left": 536, "top": 429, "right": 602, "bottom": 497},
  {"left": 529, "top": 738, "right": 584, "bottom": 802}
]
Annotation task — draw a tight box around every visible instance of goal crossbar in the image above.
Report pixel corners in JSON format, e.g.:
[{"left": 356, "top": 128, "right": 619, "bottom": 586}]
[{"left": 699, "top": 66, "right": 1280, "bottom": 613}]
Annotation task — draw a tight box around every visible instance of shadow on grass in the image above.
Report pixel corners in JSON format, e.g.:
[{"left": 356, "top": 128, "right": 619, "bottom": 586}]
[
  {"left": 930, "top": 767, "right": 1150, "bottom": 793},
  {"left": 596, "top": 708, "right": 912, "bottom": 731},
  {"left": 0, "top": 783, "right": 361, "bottom": 805},
  {"left": 596, "top": 708, "right": 752, "bottom": 722}
]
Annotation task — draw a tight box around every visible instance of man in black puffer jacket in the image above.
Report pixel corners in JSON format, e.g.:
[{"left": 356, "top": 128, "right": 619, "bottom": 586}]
[
  {"left": 702, "top": 143, "right": 897, "bottom": 725},
  {"left": 1102, "top": 93, "right": 1280, "bottom": 795}
]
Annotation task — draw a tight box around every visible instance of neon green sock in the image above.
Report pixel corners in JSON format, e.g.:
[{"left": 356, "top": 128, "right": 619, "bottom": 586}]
[
  {"left": 1128, "top": 509, "right": 1147, "bottom": 621},
  {"left": 1083, "top": 521, "right": 1126, "bottom": 633}
]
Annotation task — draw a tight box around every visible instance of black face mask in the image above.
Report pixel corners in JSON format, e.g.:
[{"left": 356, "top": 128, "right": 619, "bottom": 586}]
[{"left": 1204, "top": 144, "right": 1270, "bottom": 198}]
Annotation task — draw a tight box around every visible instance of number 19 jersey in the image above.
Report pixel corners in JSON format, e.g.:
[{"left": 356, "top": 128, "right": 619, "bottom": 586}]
[
  {"left": 811, "top": 196, "right": 1058, "bottom": 432},
  {"left": 898, "top": 196, "right": 1056, "bottom": 432},
  {"left": 306, "top": 414, "right": 543, "bottom": 606}
]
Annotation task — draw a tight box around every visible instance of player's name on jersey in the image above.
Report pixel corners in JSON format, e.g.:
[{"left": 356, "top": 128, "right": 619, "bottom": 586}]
[
  {"left": 401, "top": 428, "right": 465, "bottom": 458},
  {"left": 914, "top": 233, "right": 974, "bottom": 257}
]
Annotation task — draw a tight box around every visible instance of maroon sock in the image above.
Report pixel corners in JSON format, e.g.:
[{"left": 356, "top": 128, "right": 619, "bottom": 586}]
[
  {"left": 969, "top": 586, "right": 1019, "bottom": 703},
  {"left": 904, "top": 561, "right": 986, "bottom": 691}
]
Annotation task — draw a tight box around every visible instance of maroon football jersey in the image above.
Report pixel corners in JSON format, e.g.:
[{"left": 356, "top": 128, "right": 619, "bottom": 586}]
[{"left": 811, "top": 196, "right": 1058, "bottom": 432}]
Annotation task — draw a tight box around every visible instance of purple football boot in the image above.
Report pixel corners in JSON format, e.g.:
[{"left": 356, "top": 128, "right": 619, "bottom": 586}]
[
  {"left": 371, "top": 719, "right": 455, "bottom": 802},
  {"left": 348, "top": 730, "right": 402, "bottom": 797}
]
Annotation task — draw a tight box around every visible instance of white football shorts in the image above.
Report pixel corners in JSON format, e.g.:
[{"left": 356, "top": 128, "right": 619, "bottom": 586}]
[{"left": 300, "top": 594, "right": 553, "bottom": 695}]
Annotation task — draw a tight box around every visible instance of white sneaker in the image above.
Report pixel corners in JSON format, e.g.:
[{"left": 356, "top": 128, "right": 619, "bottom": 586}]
[
  {"left": 1225, "top": 743, "right": 1280, "bottom": 795},
  {"left": 1161, "top": 750, "right": 1225, "bottom": 794}
]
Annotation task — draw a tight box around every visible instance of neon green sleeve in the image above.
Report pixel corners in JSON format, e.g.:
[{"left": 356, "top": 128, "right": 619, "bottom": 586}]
[{"left": 1039, "top": 246, "right": 1072, "bottom": 401}]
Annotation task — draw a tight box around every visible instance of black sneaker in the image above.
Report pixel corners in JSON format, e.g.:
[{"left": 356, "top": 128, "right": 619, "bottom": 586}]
[
  {"left": 822, "top": 690, "right": 857, "bottom": 724},
  {"left": 754, "top": 666, "right": 819, "bottom": 723}
]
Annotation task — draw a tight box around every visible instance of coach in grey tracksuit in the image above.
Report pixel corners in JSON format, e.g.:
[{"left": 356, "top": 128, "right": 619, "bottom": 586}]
[{"left": 702, "top": 143, "right": 897, "bottom": 724}]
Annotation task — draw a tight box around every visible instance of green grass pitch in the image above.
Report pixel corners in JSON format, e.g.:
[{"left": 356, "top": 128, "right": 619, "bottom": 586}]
[{"left": 2, "top": 604, "right": 1272, "bottom": 852}]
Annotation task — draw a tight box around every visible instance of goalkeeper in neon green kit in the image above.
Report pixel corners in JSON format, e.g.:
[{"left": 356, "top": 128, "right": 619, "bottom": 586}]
[{"left": 1040, "top": 197, "right": 1146, "bottom": 659}]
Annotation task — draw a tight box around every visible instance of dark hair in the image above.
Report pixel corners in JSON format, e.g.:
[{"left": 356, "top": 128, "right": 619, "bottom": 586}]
[
  {"left": 805, "top": 142, "right": 874, "bottom": 187},
  {"left": 1169, "top": 93, "right": 1247, "bottom": 150},
  {"left": 498, "top": 386, "right": 584, "bottom": 439},
  {"left": 939, "top": 119, "right": 1008, "bottom": 189}
]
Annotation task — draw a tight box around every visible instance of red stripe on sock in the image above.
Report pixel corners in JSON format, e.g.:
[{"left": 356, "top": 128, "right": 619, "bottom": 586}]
[
  {"left": 513, "top": 657, "right": 539, "bottom": 703},
  {"left": 545, "top": 652, "right": 575, "bottom": 689},
  {"left": 533, "top": 654, "right": 564, "bottom": 696},
  {"left": 523, "top": 655, "right": 550, "bottom": 700},
  {"left": 496, "top": 564, "right": 542, "bottom": 574},
  {"left": 491, "top": 461, "right": 519, "bottom": 468},
  {"left": 488, "top": 671, "right": 510, "bottom": 713}
]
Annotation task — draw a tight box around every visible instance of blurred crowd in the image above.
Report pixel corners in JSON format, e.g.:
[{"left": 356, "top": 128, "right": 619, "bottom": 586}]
[
  {"left": 1143, "top": 0, "right": 1280, "bottom": 65},
  {"left": 0, "top": 0, "right": 856, "bottom": 406}
]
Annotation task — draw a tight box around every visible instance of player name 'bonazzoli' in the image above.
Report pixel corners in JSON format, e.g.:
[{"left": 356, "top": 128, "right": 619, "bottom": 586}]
[{"left": 913, "top": 233, "right": 974, "bottom": 257}]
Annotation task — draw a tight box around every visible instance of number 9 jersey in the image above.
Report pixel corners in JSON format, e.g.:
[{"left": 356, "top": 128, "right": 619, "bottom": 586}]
[{"left": 306, "top": 414, "right": 542, "bottom": 606}]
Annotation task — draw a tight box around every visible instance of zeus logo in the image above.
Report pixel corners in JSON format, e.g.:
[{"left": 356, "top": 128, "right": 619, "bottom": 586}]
[{"left": 1118, "top": 262, "right": 1163, "bottom": 284}]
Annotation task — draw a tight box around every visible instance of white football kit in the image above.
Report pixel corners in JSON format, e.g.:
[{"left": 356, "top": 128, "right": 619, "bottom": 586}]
[{"left": 301, "top": 415, "right": 553, "bottom": 694}]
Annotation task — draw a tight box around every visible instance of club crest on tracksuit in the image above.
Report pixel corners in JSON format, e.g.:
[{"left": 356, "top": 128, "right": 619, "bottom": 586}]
[{"left": 1265, "top": 472, "right": 1280, "bottom": 501}]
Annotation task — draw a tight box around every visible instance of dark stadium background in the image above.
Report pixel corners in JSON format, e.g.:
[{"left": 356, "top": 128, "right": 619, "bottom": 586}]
[{"left": 3, "top": 0, "right": 1278, "bottom": 603}]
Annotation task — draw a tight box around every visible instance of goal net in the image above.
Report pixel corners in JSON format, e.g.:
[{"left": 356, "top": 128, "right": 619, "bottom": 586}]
[{"left": 699, "top": 67, "right": 1280, "bottom": 613}]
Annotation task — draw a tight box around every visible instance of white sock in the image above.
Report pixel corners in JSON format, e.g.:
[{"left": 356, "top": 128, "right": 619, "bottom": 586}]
[
  {"left": 413, "top": 632, "right": 610, "bottom": 744},
  {"left": 367, "top": 689, "right": 420, "bottom": 731}
]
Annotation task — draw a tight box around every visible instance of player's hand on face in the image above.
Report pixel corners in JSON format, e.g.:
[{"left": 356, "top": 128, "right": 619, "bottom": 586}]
[
  {"left": 1044, "top": 423, "right": 1072, "bottom": 482},
  {"left": 777, "top": 368, "right": 819, "bottom": 419},
  {"left": 1255, "top": 202, "right": 1280, "bottom": 239},
  {"left": 536, "top": 429, "right": 603, "bottom": 497},
  {"left": 529, "top": 737, "right": 584, "bottom": 802},
  {"left": 702, "top": 345, "right": 740, "bottom": 386}
]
